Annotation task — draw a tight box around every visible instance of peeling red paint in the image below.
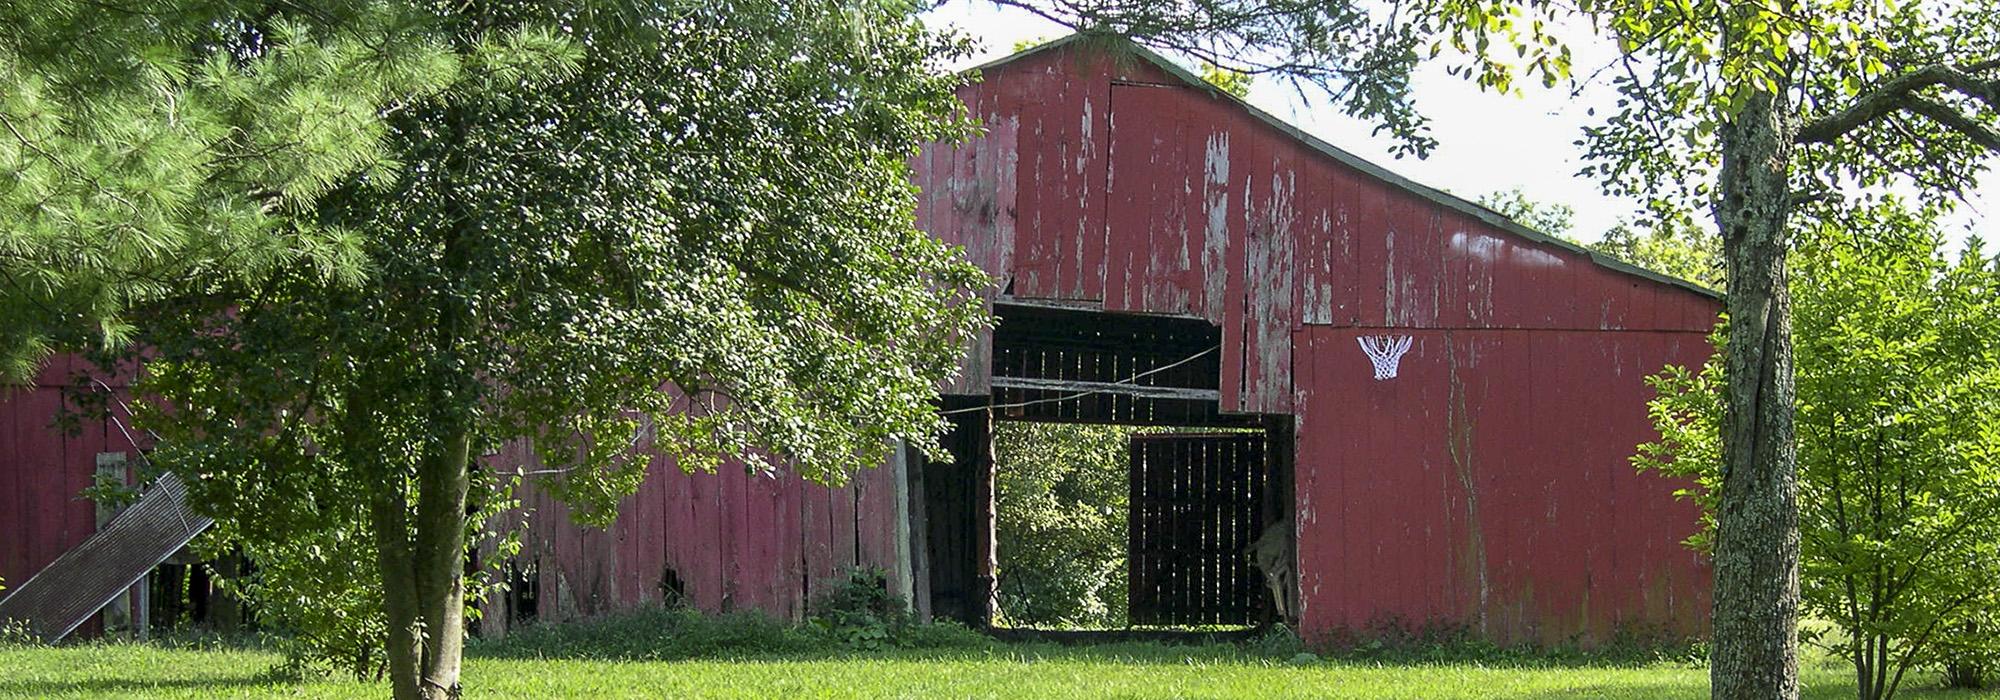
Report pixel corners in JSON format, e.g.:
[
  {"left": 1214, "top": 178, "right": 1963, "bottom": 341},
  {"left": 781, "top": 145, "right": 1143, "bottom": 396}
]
[{"left": 916, "top": 40, "right": 1719, "bottom": 643}]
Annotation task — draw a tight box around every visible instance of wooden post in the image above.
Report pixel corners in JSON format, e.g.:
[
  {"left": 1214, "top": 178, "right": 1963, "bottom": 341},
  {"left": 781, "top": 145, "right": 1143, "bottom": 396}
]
[
  {"left": 889, "top": 439, "right": 916, "bottom": 609},
  {"left": 971, "top": 408, "right": 997, "bottom": 627},
  {"left": 210, "top": 552, "right": 243, "bottom": 633},
  {"left": 475, "top": 534, "right": 507, "bottom": 640},
  {"left": 132, "top": 578, "right": 149, "bottom": 641},
  {"left": 93, "top": 452, "right": 132, "bottom": 637},
  {"left": 903, "top": 440, "right": 931, "bottom": 622}
]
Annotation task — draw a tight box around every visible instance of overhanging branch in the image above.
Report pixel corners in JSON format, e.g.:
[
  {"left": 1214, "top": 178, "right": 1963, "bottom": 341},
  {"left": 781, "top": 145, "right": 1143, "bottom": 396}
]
[
  {"left": 1796, "top": 61, "right": 2000, "bottom": 146},
  {"left": 1905, "top": 96, "right": 2000, "bottom": 151}
]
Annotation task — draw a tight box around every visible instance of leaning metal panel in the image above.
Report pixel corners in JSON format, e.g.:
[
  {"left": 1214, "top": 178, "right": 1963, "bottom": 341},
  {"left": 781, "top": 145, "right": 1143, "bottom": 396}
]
[{"left": 0, "top": 472, "right": 212, "bottom": 641}]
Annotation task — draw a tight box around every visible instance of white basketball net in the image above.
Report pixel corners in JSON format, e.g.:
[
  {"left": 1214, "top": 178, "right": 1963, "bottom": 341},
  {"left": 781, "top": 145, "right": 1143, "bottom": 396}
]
[{"left": 1356, "top": 335, "right": 1414, "bottom": 380}]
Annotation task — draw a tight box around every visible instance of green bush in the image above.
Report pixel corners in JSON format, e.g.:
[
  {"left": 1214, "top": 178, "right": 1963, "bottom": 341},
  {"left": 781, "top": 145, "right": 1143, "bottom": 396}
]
[
  {"left": 0, "top": 620, "right": 33, "bottom": 646},
  {"left": 1637, "top": 204, "right": 2000, "bottom": 698},
  {"left": 992, "top": 422, "right": 1131, "bottom": 628},
  {"left": 803, "top": 567, "right": 992, "bottom": 651},
  {"left": 470, "top": 576, "right": 994, "bottom": 661},
  {"left": 806, "top": 568, "right": 908, "bottom": 650}
]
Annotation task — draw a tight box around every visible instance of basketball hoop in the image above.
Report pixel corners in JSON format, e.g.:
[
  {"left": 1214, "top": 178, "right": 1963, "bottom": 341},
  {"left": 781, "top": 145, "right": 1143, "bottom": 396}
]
[{"left": 1356, "top": 335, "right": 1414, "bottom": 380}]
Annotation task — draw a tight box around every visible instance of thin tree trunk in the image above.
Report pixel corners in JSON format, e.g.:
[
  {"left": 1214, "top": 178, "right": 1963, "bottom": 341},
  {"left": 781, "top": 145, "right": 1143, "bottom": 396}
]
[
  {"left": 413, "top": 427, "right": 472, "bottom": 699},
  {"left": 1708, "top": 82, "right": 1803, "bottom": 700},
  {"left": 370, "top": 483, "right": 426, "bottom": 700}
]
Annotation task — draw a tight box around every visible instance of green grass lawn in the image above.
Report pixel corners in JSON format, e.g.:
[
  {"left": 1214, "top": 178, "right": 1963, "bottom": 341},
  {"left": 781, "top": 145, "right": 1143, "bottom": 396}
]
[{"left": 5, "top": 639, "right": 1997, "bottom": 699}]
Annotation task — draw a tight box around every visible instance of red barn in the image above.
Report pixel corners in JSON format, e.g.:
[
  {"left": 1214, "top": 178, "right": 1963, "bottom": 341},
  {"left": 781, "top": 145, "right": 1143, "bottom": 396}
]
[{"left": 1, "top": 35, "right": 1718, "bottom": 646}]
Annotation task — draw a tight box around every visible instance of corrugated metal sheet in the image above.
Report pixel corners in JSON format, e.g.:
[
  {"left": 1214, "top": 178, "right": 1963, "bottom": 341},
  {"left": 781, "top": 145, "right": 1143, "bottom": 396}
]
[{"left": 0, "top": 472, "right": 210, "bottom": 641}]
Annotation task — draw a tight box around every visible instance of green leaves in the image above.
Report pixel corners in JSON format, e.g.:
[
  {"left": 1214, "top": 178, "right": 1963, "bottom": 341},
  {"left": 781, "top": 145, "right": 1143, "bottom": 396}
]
[
  {"left": 0, "top": 2, "right": 498, "bottom": 381},
  {"left": 131, "top": 0, "right": 985, "bottom": 679},
  {"left": 1200, "top": 62, "right": 1255, "bottom": 99},
  {"left": 1637, "top": 202, "right": 2000, "bottom": 690},
  {"left": 994, "top": 422, "right": 1134, "bottom": 628}
]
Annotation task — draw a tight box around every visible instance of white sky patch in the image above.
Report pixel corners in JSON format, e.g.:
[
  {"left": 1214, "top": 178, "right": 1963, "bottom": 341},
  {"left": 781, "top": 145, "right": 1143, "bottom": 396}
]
[{"left": 924, "top": 1, "right": 1997, "bottom": 254}]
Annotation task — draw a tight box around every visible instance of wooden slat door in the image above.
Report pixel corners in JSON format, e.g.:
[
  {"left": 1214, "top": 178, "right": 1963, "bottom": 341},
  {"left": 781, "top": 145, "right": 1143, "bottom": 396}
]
[{"left": 1127, "top": 433, "right": 1268, "bottom": 626}]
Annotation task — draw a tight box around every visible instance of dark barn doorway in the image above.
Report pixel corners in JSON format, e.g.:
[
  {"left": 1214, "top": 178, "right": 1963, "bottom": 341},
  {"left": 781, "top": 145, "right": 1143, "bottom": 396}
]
[
  {"left": 1126, "top": 431, "right": 1272, "bottom": 627},
  {"left": 912, "top": 301, "right": 1296, "bottom": 632}
]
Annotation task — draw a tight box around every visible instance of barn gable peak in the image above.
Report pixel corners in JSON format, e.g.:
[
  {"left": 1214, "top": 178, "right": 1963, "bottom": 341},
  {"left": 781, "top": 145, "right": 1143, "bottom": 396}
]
[{"left": 969, "top": 33, "right": 1720, "bottom": 300}]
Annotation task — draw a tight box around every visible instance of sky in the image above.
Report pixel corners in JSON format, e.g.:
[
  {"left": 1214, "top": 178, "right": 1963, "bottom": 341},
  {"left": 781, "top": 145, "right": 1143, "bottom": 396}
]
[{"left": 922, "top": 1, "right": 1997, "bottom": 248}]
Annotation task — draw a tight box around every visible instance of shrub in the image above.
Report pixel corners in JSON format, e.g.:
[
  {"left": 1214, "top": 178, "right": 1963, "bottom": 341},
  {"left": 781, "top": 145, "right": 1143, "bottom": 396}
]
[
  {"left": 807, "top": 567, "right": 910, "bottom": 650},
  {"left": 469, "top": 578, "right": 994, "bottom": 660},
  {"left": 472, "top": 607, "right": 817, "bottom": 661},
  {"left": 0, "top": 620, "right": 33, "bottom": 646},
  {"left": 1638, "top": 205, "right": 2000, "bottom": 698},
  {"left": 992, "top": 422, "right": 1131, "bottom": 628}
]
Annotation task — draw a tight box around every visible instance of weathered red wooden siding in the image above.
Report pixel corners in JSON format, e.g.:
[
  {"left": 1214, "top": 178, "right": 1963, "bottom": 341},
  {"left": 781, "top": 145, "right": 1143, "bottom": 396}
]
[
  {"left": 0, "top": 358, "right": 139, "bottom": 638},
  {"left": 914, "top": 38, "right": 1721, "bottom": 642},
  {"left": 505, "top": 440, "right": 904, "bottom": 623},
  {"left": 1291, "top": 328, "right": 1713, "bottom": 643}
]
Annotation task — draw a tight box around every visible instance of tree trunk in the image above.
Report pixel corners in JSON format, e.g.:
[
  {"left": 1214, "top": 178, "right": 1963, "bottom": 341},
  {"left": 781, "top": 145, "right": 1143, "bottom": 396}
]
[
  {"left": 1945, "top": 660, "right": 1987, "bottom": 690},
  {"left": 414, "top": 428, "right": 472, "bottom": 699},
  {"left": 370, "top": 483, "right": 426, "bottom": 700},
  {"left": 370, "top": 425, "right": 473, "bottom": 700},
  {"left": 383, "top": 96, "right": 479, "bottom": 700},
  {"left": 1709, "top": 85, "right": 1803, "bottom": 700}
]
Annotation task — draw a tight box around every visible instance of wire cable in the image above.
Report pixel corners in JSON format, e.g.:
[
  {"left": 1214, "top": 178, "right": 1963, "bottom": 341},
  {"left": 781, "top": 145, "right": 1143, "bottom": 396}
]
[{"left": 941, "top": 343, "right": 1222, "bottom": 416}]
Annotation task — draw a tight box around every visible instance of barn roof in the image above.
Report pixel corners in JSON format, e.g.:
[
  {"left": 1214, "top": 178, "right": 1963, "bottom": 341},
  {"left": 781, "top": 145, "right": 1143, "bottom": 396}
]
[{"left": 968, "top": 34, "right": 1721, "bottom": 301}]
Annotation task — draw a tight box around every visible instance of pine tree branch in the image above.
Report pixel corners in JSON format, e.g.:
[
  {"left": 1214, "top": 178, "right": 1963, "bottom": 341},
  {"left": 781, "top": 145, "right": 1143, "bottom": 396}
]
[
  {"left": 977, "top": 0, "right": 1397, "bottom": 81},
  {"left": 0, "top": 113, "right": 145, "bottom": 217},
  {"left": 1796, "top": 61, "right": 2000, "bottom": 146}
]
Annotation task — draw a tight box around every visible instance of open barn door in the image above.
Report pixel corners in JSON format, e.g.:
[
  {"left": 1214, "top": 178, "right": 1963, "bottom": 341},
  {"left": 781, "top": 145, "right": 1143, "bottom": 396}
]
[{"left": 1127, "top": 433, "right": 1272, "bottom": 626}]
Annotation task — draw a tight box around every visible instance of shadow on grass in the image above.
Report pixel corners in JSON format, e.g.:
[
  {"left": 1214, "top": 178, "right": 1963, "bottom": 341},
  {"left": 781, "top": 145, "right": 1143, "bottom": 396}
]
[
  {"left": 0, "top": 673, "right": 278, "bottom": 697},
  {"left": 466, "top": 607, "right": 1319, "bottom": 667},
  {"left": 464, "top": 606, "right": 1705, "bottom": 673},
  {"left": 1494, "top": 675, "right": 1995, "bottom": 700}
]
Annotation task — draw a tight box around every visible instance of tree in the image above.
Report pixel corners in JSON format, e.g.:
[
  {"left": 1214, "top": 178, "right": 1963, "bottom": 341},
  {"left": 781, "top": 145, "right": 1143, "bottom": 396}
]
[
  {"left": 0, "top": 2, "right": 535, "bottom": 380},
  {"left": 1638, "top": 202, "right": 2000, "bottom": 699},
  {"left": 1476, "top": 188, "right": 1577, "bottom": 236},
  {"left": 1593, "top": 217, "right": 1726, "bottom": 292},
  {"left": 1431, "top": 3, "right": 2000, "bottom": 695},
  {"left": 992, "top": 422, "right": 1131, "bottom": 628},
  {"left": 131, "top": 2, "right": 984, "bottom": 697},
  {"left": 1200, "top": 62, "right": 1255, "bottom": 99}
]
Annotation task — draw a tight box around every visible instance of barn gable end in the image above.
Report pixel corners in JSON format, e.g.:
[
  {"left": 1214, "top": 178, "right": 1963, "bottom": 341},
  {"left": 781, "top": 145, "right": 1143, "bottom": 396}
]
[{"left": 915, "top": 35, "right": 1718, "bottom": 644}]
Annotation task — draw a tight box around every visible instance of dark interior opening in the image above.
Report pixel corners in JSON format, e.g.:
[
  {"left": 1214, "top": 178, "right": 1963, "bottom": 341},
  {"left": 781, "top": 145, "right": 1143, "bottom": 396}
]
[
  {"left": 914, "top": 302, "right": 1297, "bottom": 634},
  {"left": 507, "top": 559, "right": 540, "bottom": 625},
  {"left": 142, "top": 548, "right": 250, "bottom": 635},
  {"left": 659, "top": 565, "right": 687, "bottom": 609}
]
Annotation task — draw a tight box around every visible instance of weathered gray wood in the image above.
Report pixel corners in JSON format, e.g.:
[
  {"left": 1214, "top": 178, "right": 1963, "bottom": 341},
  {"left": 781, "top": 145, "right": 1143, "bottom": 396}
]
[
  {"left": 903, "top": 440, "right": 931, "bottom": 623},
  {"left": 889, "top": 440, "right": 915, "bottom": 608}
]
